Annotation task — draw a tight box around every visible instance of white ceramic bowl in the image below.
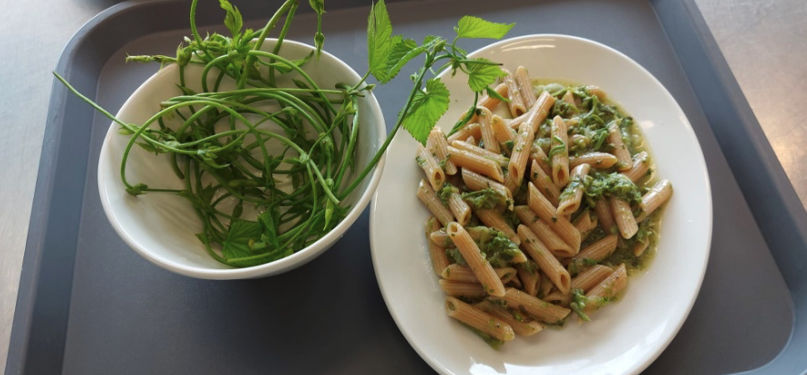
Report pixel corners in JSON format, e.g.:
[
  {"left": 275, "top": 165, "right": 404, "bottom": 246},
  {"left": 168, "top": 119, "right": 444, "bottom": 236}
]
[
  {"left": 98, "top": 39, "right": 386, "bottom": 279},
  {"left": 370, "top": 34, "right": 712, "bottom": 374}
]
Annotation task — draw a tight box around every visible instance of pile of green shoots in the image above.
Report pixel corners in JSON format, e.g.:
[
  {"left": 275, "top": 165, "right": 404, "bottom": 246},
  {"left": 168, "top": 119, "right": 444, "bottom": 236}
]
[{"left": 56, "top": 0, "right": 515, "bottom": 267}]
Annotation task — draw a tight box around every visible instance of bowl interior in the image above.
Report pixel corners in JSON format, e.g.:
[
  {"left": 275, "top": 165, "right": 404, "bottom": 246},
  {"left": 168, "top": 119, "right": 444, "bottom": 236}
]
[{"left": 98, "top": 39, "right": 385, "bottom": 278}]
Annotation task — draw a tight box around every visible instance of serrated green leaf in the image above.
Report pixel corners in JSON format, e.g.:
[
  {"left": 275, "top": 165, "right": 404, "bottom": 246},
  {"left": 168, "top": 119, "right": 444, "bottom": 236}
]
[
  {"left": 402, "top": 78, "right": 450, "bottom": 144},
  {"left": 465, "top": 58, "right": 506, "bottom": 92},
  {"left": 218, "top": 0, "right": 243, "bottom": 39},
  {"left": 367, "top": 0, "right": 394, "bottom": 81},
  {"left": 454, "top": 16, "right": 514, "bottom": 40},
  {"left": 376, "top": 37, "right": 420, "bottom": 83},
  {"left": 222, "top": 219, "right": 261, "bottom": 259}
]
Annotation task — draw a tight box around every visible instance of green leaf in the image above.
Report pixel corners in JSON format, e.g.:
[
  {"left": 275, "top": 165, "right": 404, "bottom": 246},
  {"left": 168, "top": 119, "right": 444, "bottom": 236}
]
[
  {"left": 309, "top": 0, "right": 325, "bottom": 13},
  {"left": 222, "top": 219, "right": 261, "bottom": 259},
  {"left": 367, "top": 0, "right": 394, "bottom": 81},
  {"left": 402, "top": 78, "right": 450, "bottom": 144},
  {"left": 454, "top": 16, "right": 514, "bottom": 40},
  {"left": 218, "top": 0, "right": 243, "bottom": 39},
  {"left": 485, "top": 85, "right": 510, "bottom": 103},
  {"left": 465, "top": 58, "right": 506, "bottom": 92}
]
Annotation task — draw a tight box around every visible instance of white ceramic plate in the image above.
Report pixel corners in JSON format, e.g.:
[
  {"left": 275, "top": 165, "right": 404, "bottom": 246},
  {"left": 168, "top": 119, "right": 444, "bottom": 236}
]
[{"left": 370, "top": 34, "right": 712, "bottom": 375}]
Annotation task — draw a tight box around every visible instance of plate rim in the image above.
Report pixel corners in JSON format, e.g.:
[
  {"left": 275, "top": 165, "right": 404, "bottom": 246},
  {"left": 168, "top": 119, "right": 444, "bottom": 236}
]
[{"left": 370, "top": 33, "right": 713, "bottom": 375}]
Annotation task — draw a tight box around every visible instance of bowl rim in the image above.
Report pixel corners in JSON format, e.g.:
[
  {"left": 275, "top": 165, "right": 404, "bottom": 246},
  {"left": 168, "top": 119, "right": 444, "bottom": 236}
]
[{"left": 97, "top": 38, "right": 387, "bottom": 279}]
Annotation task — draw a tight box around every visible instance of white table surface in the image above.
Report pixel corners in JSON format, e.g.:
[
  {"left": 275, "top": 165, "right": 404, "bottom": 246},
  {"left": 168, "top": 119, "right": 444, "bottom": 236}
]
[{"left": 1, "top": 0, "right": 805, "bottom": 371}]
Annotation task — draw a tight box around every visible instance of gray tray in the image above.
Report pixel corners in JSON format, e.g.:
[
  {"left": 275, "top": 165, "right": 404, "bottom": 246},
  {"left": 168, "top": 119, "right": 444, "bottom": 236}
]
[{"left": 7, "top": 0, "right": 807, "bottom": 374}]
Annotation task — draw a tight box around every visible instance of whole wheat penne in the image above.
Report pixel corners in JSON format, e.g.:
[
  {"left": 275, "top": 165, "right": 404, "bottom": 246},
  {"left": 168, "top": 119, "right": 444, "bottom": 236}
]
[
  {"left": 595, "top": 199, "right": 616, "bottom": 233},
  {"left": 607, "top": 122, "right": 632, "bottom": 171},
  {"left": 446, "top": 222, "right": 506, "bottom": 297},
  {"left": 570, "top": 152, "right": 618, "bottom": 170},
  {"left": 416, "top": 145, "right": 445, "bottom": 191},
  {"left": 451, "top": 140, "right": 509, "bottom": 167},
  {"left": 539, "top": 274, "right": 554, "bottom": 298},
  {"left": 514, "top": 205, "right": 575, "bottom": 258},
  {"left": 550, "top": 116, "right": 571, "bottom": 187},
  {"left": 460, "top": 169, "right": 513, "bottom": 205},
  {"left": 530, "top": 159, "right": 560, "bottom": 206},
  {"left": 447, "top": 145, "right": 504, "bottom": 182},
  {"left": 638, "top": 179, "right": 672, "bottom": 221},
  {"left": 440, "top": 279, "right": 487, "bottom": 298},
  {"left": 476, "top": 300, "right": 543, "bottom": 336},
  {"left": 441, "top": 264, "right": 517, "bottom": 284},
  {"left": 479, "top": 83, "right": 508, "bottom": 111},
  {"left": 425, "top": 217, "right": 450, "bottom": 275},
  {"left": 417, "top": 179, "right": 453, "bottom": 226},
  {"left": 573, "top": 209, "right": 599, "bottom": 239},
  {"left": 572, "top": 234, "right": 618, "bottom": 265},
  {"left": 494, "top": 288, "right": 571, "bottom": 324},
  {"left": 429, "top": 229, "right": 453, "bottom": 248},
  {"left": 514, "top": 66, "right": 537, "bottom": 107},
  {"left": 465, "top": 135, "right": 476, "bottom": 145},
  {"left": 447, "top": 122, "right": 481, "bottom": 143},
  {"left": 502, "top": 69, "right": 527, "bottom": 117},
  {"left": 518, "top": 225, "right": 571, "bottom": 294},
  {"left": 476, "top": 209, "right": 521, "bottom": 245},
  {"left": 508, "top": 111, "right": 529, "bottom": 130},
  {"left": 610, "top": 196, "right": 638, "bottom": 239},
  {"left": 585, "top": 264, "right": 628, "bottom": 312},
  {"left": 622, "top": 151, "right": 649, "bottom": 182},
  {"left": 426, "top": 127, "right": 457, "bottom": 175},
  {"left": 477, "top": 106, "right": 500, "bottom": 153},
  {"left": 445, "top": 297, "right": 515, "bottom": 342},
  {"left": 527, "top": 182, "right": 581, "bottom": 251},
  {"left": 508, "top": 92, "right": 556, "bottom": 189},
  {"left": 507, "top": 271, "right": 523, "bottom": 288},
  {"left": 586, "top": 85, "right": 606, "bottom": 100},
  {"left": 633, "top": 240, "right": 650, "bottom": 257},
  {"left": 561, "top": 90, "right": 576, "bottom": 106},
  {"left": 516, "top": 262, "right": 541, "bottom": 296},
  {"left": 557, "top": 163, "right": 591, "bottom": 218},
  {"left": 571, "top": 264, "right": 614, "bottom": 292},
  {"left": 543, "top": 290, "right": 571, "bottom": 306},
  {"left": 530, "top": 143, "right": 552, "bottom": 175},
  {"left": 448, "top": 192, "right": 472, "bottom": 225},
  {"left": 491, "top": 114, "right": 515, "bottom": 144}
]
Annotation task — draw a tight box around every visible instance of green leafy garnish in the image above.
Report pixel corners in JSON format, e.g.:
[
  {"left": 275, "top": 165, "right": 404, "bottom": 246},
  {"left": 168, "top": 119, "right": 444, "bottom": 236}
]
[
  {"left": 454, "top": 16, "right": 514, "bottom": 40},
  {"left": 461, "top": 188, "right": 507, "bottom": 210},
  {"left": 569, "top": 288, "right": 591, "bottom": 321},
  {"left": 402, "top": 78, "right": 451, "bottom": 144}
]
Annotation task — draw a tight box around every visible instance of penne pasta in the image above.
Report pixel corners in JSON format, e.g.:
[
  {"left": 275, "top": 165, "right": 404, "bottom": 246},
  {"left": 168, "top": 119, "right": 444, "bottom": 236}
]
[
  {"left": 514, "top": 66, "right": 537, "bottom": 107},
  {"left": 448, "top": 192, "right": 472, "bottom": 226},
  {"left": 440, "top": 280, "right": 487, "bottom": 298},
  {"left": 527, "top": 182, "right": 581, "bottom": 251},
  {"left": 572, "top": 234, "right": 618, "bottom": 266},
  {"left": 543, "top": 290, "right": 571, "bottom": 305},
  {"left": 633, "top": 240, "right": 650, "bottom": 257},
  {"left": 451, "top": 140, "right": 509, "bottom": 167},
  {"left": 491, "top": 114, "right": 515, "bottom": 143},
  {"left": 530, "top": 159, "right": 560, "bottom": 206},
  {"left": 460, "top": 169, "right": 513, "bottom": 206},
  {"left": 571, "top": 264, "right": 614, "bottom": 292},
  {"left": 446, "top": 222, "right": 506, "bottom": 297},
  {"left": 445, "top": 297, "right": 515, "bottom": 342},
  {"left": 514, "top": 205, "right": 575, "bottom": 258},
  {"left": 550, "top": 116, "right": 570, "bottom": 187},
  {"left": 447, "top": 145, "right": 505, "bottom": 182},
  {"left": 447, "top": 122, "right": 481, "bottom": 143},
  {"left": 607, "top": 122, "right": 632, "bottom": 171},
  {"left": 638, "top": 179, "right": 672, "bottom": 221},
  {"left": 530, "top": 143, "right": 552, "bottom": 175},
  {"left": 561, "top": 90, "right": 576, "bottom": 106},
  {"left": 425, "top": 217, "right": 450, "bottom": 275},
  {"left": 610, "top": 196, "right": 638, "bottom": 239},
  {"left": 622, "top": 151, "right": 649, "bottom": 182},
  {"left": 573, "top": 209, "right": 599, "bottom": 239},
  {"left": 479, "top": 83, "right": 509, "bottom": 111},
  {"left": 477, "top": 106, "right": 500, "bottom": 153},
  {"left": 570, "top": 152, "right": 618, "bottom": 170},
  {"left": 595, "top": 199, "right": 616, "bottom": 233},
  {"left": 426, "top": 127, "right": 457, "bottom": 175},
  {"left": 518, "top": 225, "right": 571, "bottom": 294},
  {"left": 429, "top": 229, "right": 453, "bottom": 248},
  {"left": 585, "top": 264, "right": 628, "bottom": 313},
  {"left": 557, "top": 163, "right": 591, "bottom": 218},
  {"left": 502, "top": 69, "right": 527, "bottom": 117},
  {"left": 417, "top": 179, "right": 453, "bottom": 226},
  {"left": 508, "top": 92, "right": 556, "bottom": 189},
  {"left": 516, "top": 263, "right": 541, "bottom": 296},
  {"left": 494, "top": 288, "right": 571, "bottom": 324},
  {"left": 476, "top": 300, "right": 543, "bottom": 336},
  {"left": 416, "top": 144, "right": 445, "bottom": 191},
  {"left": 476, "top": 209, "right": 521, "bottom": 245},
  {"left": 441, "top": 264, "right": 517, "bottom": 284}
]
